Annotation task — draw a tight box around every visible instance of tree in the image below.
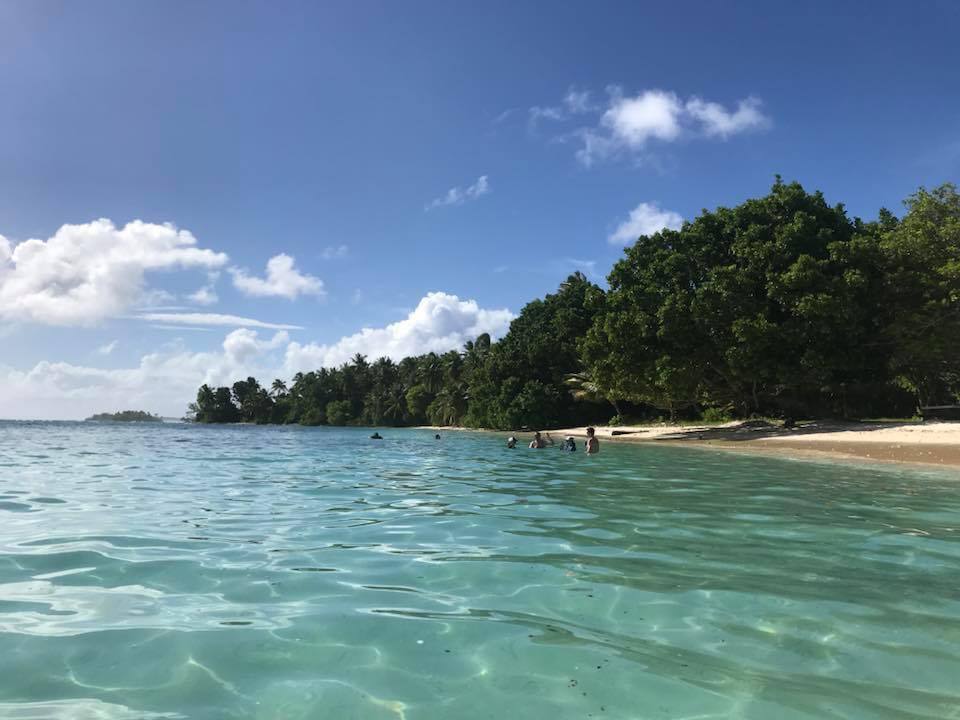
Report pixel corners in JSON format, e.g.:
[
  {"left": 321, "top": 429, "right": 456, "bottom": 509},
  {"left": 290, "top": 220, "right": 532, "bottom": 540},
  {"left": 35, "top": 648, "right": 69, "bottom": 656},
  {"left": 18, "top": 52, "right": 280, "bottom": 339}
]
[
  {"left": 326, "top": 399, "right": 352, "bottom": 426},
  {"left": 187, "top": 180, "right": 957, "bottom": 426},
  {"left": 881, "top": 184, "right": 960, "bottom": 407},
  {"left": 419, "top": 354, "right": 444, "bottom": 394},
  {"left": 405, "top": 384, "right": 431, "bottom": 424},
  {"left": 582, "top": 178, "right": 893, "bottom": 419},
  {"left": 466, "top": 272, "right": 606, "bottom": 428}
]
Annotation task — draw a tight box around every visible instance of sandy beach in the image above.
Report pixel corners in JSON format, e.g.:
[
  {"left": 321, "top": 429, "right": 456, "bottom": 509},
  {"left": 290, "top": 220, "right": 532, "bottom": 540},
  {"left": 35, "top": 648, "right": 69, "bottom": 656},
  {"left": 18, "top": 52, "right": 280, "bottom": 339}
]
[{"left": 533, "top": 421, "right": 960, "bottom": 469}]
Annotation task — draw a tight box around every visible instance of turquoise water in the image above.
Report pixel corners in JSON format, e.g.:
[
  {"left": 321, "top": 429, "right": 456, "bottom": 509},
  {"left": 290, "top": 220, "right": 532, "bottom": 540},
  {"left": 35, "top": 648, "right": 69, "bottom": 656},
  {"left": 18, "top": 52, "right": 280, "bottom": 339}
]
[{"left": 1, "top": 422, "right": 959, "bottom": 719}]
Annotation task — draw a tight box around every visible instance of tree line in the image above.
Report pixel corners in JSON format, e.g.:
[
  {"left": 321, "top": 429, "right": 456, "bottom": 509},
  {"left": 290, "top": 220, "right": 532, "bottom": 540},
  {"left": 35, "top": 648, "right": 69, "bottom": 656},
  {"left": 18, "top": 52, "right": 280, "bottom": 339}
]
[{"left": 188, "top": 179, "right": 960, "bottom": 428}]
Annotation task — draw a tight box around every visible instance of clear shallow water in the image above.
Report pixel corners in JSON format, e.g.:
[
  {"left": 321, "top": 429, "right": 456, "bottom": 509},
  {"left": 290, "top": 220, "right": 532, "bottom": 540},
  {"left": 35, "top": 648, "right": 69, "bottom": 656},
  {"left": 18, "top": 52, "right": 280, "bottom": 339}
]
[{"left": 1, "top": 422, "right": 959, "bottom": 720}]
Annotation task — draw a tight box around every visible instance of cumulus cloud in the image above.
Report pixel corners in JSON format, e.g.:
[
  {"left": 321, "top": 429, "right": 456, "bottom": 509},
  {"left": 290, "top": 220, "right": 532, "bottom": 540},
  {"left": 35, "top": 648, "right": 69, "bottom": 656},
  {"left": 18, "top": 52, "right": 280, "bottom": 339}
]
[
  {"left": 602, "top": 90, "right": 684, "bottom": 148},
  {"left": 230, "top": 254, "right": 325, "bottom": 300},
  {"left": 0, "top": 328, "right": 292, "bottom": 420},
  {"left": 0, "top": 292, "right": 516, "bottom": 420},
  {"left": 685, "top": 96, "right": 769, "bottom": 138},
  {"left": 136, "top": 312, "right": 302, "bottom": 330},
  {"left": 608, "top": 202, "right": 684, "bottom": 245},
  {"left": 0, "top": 219, "right": 227, "bottom": 326},
  {"left": 223, "top": 328, "right": 289, "bottom": 364},
  {"left": 425, "top": 176, "right": 490, "bottom": 210},
  {"left": 285, "top": 291, "right": 513, "bottom": 373},
  {"left": 528, "top": 86, "right": 770, "bottom": 166},
  {"left": 187, "top": 286, "right": 218, "bottom": 305}
]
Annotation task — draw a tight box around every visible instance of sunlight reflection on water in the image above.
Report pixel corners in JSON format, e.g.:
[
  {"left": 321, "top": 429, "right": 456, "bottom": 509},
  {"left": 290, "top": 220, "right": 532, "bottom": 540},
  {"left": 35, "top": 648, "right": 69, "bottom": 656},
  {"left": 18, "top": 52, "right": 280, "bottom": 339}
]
[{"left": 0, "top": 421, "right": 958, "bottom": 719}]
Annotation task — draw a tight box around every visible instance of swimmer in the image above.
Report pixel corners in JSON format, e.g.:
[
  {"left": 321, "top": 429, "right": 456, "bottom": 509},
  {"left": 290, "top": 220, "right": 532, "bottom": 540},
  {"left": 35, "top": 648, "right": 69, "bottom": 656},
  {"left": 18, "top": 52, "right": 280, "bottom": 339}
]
[
  {"left": 370, "top": 432, "right": 383, "bottom": 440},
  {"left": 506, "top": 436, "right": 517, "bottom": 448},
  {"left": 585, "top": 427, "right": 599, "bottom": 454},
  {"left": 562, "top": 436, "right": 577, "bottom": 451},
  {"left": 529, "top": 431, "right": 554, "bottom": 449}
]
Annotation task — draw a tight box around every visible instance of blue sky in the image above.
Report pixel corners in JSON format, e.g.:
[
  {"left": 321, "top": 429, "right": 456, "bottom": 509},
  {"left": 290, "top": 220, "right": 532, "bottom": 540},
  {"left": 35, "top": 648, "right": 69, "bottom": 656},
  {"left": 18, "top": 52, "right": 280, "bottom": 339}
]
[{"left": 1, "top": 0, "right": 958, "bottom": 418}]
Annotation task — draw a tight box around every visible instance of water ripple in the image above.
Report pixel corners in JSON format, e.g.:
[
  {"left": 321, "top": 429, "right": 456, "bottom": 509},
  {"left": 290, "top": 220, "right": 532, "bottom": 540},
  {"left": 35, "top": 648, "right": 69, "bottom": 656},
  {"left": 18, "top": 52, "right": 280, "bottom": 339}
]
[{"left": 0, "top": 421, "right": 958, "bottom": 719}]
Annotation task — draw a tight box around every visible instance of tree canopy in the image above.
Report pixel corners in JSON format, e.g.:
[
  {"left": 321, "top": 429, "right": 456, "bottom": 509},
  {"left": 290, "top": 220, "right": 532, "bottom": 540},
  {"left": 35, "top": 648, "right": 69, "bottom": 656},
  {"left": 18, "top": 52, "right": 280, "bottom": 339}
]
[{"left": 188, "top": 180, "right": 960, "bottom": 428}]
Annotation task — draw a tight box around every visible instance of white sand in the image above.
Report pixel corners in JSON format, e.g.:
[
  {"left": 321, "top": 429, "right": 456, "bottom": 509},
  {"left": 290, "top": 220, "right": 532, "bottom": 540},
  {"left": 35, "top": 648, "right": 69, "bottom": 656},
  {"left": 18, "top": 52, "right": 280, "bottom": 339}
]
[{"left": 757, "top": 422, "right": 960, "bottom": 445}]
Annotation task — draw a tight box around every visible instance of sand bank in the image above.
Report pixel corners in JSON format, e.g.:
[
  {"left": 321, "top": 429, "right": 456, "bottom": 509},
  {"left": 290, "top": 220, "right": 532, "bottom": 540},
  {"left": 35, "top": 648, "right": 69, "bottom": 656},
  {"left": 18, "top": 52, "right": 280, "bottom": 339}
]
[{"left": 543, "top": 421, "right": 960, "bottom": 469}]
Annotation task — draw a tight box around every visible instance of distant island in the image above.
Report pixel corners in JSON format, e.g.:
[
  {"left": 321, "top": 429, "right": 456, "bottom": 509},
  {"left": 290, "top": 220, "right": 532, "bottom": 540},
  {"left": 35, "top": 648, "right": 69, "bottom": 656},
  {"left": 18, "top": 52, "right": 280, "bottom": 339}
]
[{"left": 85, "top": 410, "right": 163, "bottom": 423}]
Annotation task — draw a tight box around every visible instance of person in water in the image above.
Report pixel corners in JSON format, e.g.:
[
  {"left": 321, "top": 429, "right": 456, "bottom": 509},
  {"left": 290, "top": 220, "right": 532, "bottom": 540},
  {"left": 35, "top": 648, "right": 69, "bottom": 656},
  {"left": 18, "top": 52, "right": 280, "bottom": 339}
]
[
  {"left": 506, "top": 436, "right": 517, "bottom": 448},
  {"left": 562, "top": 436, "right": 577, "bottom": 451},
  {"left": 370, "top": 432, "right": 383, "bottom": 440},
  {"left": 435, "top": 433, "right": 441, "bottom": 440},
  {"left": 585, "top": 427, "right": 599, "bottom": 454},
  {"left": 529, "top": 431, "right": 554, "bottom": 449}
]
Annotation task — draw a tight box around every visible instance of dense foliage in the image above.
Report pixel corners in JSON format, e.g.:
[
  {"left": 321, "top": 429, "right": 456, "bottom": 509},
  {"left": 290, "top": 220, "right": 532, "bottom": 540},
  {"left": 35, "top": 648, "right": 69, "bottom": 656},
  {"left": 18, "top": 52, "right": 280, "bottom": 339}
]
[
  {"left": 188, "top": 180, "right": 960, "bottom": 428},
  {"left": 86, "top": 410, "right": 163, "bottom": 422}
]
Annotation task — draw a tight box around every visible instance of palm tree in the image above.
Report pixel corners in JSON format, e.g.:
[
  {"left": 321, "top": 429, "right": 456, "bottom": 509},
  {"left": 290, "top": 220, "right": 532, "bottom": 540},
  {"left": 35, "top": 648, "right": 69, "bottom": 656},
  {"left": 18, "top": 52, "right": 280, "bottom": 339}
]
[
  {"left": 428, "top": 382, "right": 468, "bottom": 426},
  {"left": 383, "top": 383, "right": 409, "bottom": 425},
  {"left": 441, "top": 350, "right": 462, "bottom": 382},
  {"left": 271, "top": 379, "right": 288, "bottom": 398},
  {"left": 564, "top": 370, "right": 621, "bottom": 415},
  {"left": 419, "top": 354, "right": 444, "bottom": 394},
  {"left": 462, "top": 332, "right": 491, "bottom": 370}
]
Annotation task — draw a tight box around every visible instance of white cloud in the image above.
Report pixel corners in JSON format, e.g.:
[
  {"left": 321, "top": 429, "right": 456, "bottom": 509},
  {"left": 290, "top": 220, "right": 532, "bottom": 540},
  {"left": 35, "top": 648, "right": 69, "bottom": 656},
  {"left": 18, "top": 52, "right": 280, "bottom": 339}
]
[
  {"left": 97, "top": 340, "right": 118, "bottom": 356},
  {"left": 223, "top": 328, "right": 289, "bottom": 364},
  {"left": 529, "top": 87, "right": 595, "bottom": 129},
  {"left": 0, "top": 292, "right": 515, "bottom": 420},
  {"left": 526, "top": 86, "right": 770, "bottom": 166},
  {"left": 0, "top": 219, "right": 227, "bottom": 326},
  {"left": 685, "top": 96, "right": 769, "bottom": 137},
  {"left": 608, "top": 202, "right": 684, "bottom": 245},
  {"left": 284, "top": 291, "right": 513, "bottom": 373},
  {"left": 528, "top": 105, "right": 565, "bottom": 128},
  {"left": 564, "top": 88, "right": 595, "bottom": 114},
  {"left": 139, "top": 288, "right": 179, "bottom": 308},
  {"left": 425, "top": 176, "right": 490, "bottom": 210},
  {"left": 136, "top": 312, "right": 302, "bottom": 330},
  {"left": 187, "top": 286, "right": 218, "bottom": 305},
  {"left": 150, "top": 325, "right": 215, "bottom": 332},
  {"left": 602, "top": 90, "right": 684, "bottom": 147},
  {"left": 230, "top": 254, "right": 325, "bottom": 300},
  {"left": 320, "top": 245, "right": 349, "bottom": 260},
  {"left": 0, "top": 328, "right": 292, "bottom": 420}
]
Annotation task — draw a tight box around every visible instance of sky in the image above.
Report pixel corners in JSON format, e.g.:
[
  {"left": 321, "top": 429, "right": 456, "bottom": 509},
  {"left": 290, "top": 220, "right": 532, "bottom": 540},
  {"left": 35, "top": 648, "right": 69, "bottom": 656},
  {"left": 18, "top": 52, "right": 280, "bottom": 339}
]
[{"left": 1, "top": 0, "right": 958, "bottom": 419}]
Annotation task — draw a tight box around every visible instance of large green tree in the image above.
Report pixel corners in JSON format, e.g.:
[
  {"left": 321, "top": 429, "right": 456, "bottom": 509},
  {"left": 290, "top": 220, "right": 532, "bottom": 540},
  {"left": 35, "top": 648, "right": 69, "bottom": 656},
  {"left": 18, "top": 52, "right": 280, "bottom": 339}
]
[
  {"left": 881, "top": 184, "right": 960, "bottom": 407},
  {"left": 582, "top": 179, "right": 894, "bottom": 418},
  {"left": 189, "top": 180, "right": 957, "bottom": 426}
]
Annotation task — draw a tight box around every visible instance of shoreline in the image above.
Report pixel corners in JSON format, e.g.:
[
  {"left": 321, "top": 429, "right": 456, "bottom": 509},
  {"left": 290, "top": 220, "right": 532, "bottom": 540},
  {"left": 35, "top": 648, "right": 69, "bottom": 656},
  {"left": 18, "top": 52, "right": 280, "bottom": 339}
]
[
  {"left": 549, "top": 421, "right": 960, "bottom": 470},
  {"left": 423, "top": 421, "right": 960, "bottom": 470}
]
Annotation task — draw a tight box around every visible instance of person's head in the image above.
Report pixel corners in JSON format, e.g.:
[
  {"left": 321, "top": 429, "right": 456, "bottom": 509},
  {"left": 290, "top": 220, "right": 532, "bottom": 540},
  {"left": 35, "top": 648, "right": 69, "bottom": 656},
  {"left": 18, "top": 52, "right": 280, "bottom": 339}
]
[
  {"left": 507, "top": 436, "right": 517, "bottom": 448},
  {"left": 586, "top": 427, "right": 595, "bottom": 437},
  {"left": 534, "top": 431, "right": 541, "bottom": 440}
]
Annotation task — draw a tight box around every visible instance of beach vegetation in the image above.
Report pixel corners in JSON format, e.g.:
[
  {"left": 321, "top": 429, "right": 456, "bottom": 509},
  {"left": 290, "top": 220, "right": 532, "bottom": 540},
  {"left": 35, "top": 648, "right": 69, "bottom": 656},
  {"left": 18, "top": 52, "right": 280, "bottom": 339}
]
[{"left": 188, "top": 180, "right": 960, "bottom": 429}]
